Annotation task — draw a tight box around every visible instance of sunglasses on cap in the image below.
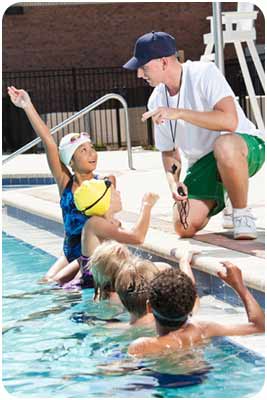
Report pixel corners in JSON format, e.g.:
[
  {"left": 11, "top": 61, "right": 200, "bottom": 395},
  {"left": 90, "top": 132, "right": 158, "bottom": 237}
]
[
  {"left": 70, "top": 132, "right": 91, "bottom": 143},
  {"left": 80, "top": 179, "right": 112, "bottom": 215}
]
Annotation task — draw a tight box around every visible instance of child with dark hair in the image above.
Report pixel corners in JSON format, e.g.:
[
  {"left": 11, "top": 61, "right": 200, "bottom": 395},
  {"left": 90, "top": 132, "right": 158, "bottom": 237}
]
[
  {"left": 149, "top": 269, "right": 196, "bottom": 328},
  {"left": 128, "top": 261, "right": 265, "bottom": 357},
  {"left": 114, "top": 246, "right": 199, "bottom": 328}
]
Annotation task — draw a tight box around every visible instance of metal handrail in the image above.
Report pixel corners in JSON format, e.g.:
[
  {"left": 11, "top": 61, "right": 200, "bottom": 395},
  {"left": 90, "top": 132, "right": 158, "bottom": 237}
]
[{"left": 2, "top": 93, "right": 134, "bottom": 169}]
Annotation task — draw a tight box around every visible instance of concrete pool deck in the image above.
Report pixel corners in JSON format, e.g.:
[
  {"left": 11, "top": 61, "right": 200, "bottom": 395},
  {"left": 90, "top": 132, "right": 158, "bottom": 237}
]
[{"left": 2, "top": 150, "right": 265, "bottom": 293}]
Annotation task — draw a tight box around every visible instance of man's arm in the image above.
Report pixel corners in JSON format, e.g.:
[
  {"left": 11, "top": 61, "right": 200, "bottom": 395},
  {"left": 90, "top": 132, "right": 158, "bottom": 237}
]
[
  {"left": 161, "top": 149, "right": 188, "bottom": 202},
  {"left": 142, "top": 96, "right": 238, "bottom": 133},
  {"left": 179, "top": 96, "right": 238, "bottom": 132},
  {"left": 203, "top": 262, "right": 265, "bottom": 338}
]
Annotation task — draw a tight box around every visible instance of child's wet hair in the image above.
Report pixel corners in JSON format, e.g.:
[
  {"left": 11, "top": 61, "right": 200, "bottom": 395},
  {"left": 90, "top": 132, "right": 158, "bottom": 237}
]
[
  {"left": 149, "top": 268, "right": 197, "bottom": 327},
  {"left": 115, "top": 258, "right": 166, "bottom": 318},
  {"left": 89, "top": 241, "right": 130, "bottom": 300}
]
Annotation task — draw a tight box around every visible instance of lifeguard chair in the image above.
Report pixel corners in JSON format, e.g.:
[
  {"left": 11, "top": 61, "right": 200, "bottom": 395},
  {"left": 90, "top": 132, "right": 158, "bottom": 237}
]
[{"left": 201, "top": 2, "right": 265, "bottom": 131}]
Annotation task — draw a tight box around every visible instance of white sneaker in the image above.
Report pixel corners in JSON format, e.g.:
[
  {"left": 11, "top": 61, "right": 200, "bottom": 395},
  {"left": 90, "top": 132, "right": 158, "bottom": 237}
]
[
  {"left": 222, "top": 212, "right": 234, "bottom": 229},
  {"left": 233, "top": 210, "right": 257, "bottom": 240}
]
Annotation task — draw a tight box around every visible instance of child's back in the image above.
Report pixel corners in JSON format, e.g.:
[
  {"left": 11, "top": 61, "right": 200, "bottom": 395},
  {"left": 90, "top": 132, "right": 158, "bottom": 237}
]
[{"left": 129, "top": 262, "right": 265, "bottom": 357}]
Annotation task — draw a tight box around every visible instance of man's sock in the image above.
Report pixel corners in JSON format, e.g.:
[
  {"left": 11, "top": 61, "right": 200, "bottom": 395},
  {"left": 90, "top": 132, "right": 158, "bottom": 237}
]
[{"left": 233, "top": 207, "right": 251, "bottom": 216}]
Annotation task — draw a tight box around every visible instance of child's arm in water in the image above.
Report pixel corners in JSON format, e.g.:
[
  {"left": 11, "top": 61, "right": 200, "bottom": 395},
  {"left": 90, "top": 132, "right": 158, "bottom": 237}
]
[
  {"left": 7, "top": 86, "right": 70, "bottom": 193},
  {"left": 202, "top": 261, "right": 265, "bottom": 337},
  {"left": 82, "top": 192, "right": 159, "bottom": 255}
]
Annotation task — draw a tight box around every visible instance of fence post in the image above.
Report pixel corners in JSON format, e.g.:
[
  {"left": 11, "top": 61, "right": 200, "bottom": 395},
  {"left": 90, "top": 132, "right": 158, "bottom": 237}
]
[
  {"left": 147, "top": 119, "right": 154, "bottom": 146},
  {"left": 72, "top": 67, "right": 79, "bottom": 111},
  {"left": 113, "top": 87, "right": 128, "bottom": 148}
]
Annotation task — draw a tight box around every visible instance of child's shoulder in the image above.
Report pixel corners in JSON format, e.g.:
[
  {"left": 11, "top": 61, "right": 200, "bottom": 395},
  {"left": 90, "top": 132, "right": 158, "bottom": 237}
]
[{"left": 128, "top": 336, "right": 158, "bottom": 357}]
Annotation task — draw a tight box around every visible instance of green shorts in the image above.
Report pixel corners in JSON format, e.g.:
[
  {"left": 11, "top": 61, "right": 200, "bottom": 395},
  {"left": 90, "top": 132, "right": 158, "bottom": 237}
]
[{"left": 183, "top": 133, "right": 265, "bottom": 217}]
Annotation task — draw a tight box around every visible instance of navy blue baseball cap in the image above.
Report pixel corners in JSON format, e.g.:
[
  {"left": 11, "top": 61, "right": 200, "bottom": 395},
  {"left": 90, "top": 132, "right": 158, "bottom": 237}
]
[{"left": 123, "top": 31, "right": 177, "bottom": 70}]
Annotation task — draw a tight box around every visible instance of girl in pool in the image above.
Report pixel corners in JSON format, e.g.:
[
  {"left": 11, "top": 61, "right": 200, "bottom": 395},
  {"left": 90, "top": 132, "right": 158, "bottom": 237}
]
[
  {"left": 7, "top": 86, "right": 116, "bottom": 286},
  {"left": 50, "top": 178, "right": 159, "bottom": 288},
  {"left": 8, "top": 86, "right": 159, "bottom": 289}
]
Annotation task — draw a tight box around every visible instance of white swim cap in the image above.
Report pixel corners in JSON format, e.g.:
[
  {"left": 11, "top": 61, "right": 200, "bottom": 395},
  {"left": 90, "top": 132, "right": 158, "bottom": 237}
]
[{"left": 59, "top": 133, "right": 91, "bottom": 166}]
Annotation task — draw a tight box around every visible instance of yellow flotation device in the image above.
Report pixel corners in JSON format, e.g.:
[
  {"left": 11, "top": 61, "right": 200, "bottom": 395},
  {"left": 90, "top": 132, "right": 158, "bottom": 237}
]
[{"left": 74, "top": 179, "right": 111, "bottom": 216}]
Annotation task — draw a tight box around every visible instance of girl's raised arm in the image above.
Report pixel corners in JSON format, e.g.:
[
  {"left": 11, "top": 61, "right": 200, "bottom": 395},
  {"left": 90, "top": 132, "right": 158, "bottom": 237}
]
[{"left": 7, "top": 86, "right": 70, "bottom": 191}]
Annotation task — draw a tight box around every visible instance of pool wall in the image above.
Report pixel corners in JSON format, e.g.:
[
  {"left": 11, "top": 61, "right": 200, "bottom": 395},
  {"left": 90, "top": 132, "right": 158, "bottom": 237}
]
[
  {"left": 133, "top": 247, "right": 265, "bottom": 310},
  {"left": 4, "top": 204, "right": 265, "bottom": 310}
]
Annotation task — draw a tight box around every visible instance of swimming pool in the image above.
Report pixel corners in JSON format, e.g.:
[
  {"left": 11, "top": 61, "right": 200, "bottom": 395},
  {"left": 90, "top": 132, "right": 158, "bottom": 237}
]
[{"left": 2, "top": 231, "right": 265, "bottom": 398}]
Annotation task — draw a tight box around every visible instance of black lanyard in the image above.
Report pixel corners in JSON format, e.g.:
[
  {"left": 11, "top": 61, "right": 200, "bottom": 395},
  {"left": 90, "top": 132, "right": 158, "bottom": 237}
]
[{"left": 164, "top": 70, "right": 183, "bottom": 151}]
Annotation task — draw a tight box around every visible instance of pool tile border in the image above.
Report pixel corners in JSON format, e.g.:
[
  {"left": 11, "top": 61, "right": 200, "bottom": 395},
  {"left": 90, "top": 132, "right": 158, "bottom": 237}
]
[
  {"left": 3, "top": 177, "right": 55, "bottom": 186},
  {"left": 3, "top": 204, "right": 265, "bottom": 310}
]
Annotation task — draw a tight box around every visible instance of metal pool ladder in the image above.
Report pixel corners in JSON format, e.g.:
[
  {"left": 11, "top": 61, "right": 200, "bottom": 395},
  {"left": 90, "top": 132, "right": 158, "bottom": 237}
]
[{"left": 2, "top": 93, "right": 134, "bottom": 169}]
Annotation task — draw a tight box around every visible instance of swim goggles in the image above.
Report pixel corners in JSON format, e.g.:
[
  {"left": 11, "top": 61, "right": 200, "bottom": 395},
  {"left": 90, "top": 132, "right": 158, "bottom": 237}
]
[{"left": 69, "top": 132, "right": 91, "bottom": 143}]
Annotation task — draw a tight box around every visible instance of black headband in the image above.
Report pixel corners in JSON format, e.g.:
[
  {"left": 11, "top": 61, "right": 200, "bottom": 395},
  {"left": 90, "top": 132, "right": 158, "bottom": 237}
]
[{"left": 152, "top": 307, "right": 188, "bottom": 323}]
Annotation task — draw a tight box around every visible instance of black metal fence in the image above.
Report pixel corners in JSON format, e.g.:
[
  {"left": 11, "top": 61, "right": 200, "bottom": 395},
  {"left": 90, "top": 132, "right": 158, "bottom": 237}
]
[
  {"left": 2, "top": 56, "right": 265, "bottom": 154},
  {"left": 2, "top": 67, "right": 153, "bottom": 153},
  {"left": 225, "top": 55, "right": 265, "bottom": 97}
]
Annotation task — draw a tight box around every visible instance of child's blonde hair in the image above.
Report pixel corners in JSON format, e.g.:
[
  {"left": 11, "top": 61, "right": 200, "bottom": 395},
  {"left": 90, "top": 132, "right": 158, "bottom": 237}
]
[
  {"left": 115, "top": 258, "right": 169, "bottom": 318},
  {"left": 89, "top": 241, "right": 130, "bottom": 300}
]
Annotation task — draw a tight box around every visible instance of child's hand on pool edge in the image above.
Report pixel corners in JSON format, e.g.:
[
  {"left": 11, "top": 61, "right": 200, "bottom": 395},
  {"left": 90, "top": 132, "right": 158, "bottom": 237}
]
[
  {"left": 217, "top": 261, "right": 245, "bottom": 292},
  {"left": 7, "top": 86, "right": 32, "bottom": 109},
  {"left": 142, "top": 193, "right": 160, "bottom": 208}
]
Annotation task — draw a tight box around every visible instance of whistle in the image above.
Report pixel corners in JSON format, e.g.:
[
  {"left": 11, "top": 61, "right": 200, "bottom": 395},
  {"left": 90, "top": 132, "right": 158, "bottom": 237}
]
[{"left": 177, "top": 186, "right": 186, "bottom": 197}]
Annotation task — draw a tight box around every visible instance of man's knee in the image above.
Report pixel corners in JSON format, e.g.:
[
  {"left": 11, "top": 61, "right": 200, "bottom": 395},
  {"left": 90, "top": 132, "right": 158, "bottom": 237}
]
[
  {"left": 174, "top": 216, "right": 209, "bottom": 238},
  {"left": 214, "top": 134, "right": 248, "bottom": 164},
  {"left": 214, "top": 135, "right": 234, "bottom": 161},
  {"left": 174, "top": 222, "right": 198, "bottom": 238}
]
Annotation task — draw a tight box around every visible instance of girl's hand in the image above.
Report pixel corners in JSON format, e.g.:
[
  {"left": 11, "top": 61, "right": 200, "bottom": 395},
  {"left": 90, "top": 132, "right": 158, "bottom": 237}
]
[
  {"left": 7, "top": 86, "right": 32, "bottom": 109},
  {"left": 142, "top": 192, "right": 160, "bottom": 208}
]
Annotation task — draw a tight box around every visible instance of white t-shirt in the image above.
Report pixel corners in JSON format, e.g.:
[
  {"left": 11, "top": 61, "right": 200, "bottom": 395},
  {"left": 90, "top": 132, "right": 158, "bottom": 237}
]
[{"left": 148, "top": 60, "right": 264, "bottom": 167}]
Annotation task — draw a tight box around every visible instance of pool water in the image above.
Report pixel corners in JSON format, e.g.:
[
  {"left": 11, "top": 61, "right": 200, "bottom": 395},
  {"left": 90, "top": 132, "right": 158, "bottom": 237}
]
[{"left": 2, "top": 232, "right": 265, "bottom": 398}]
